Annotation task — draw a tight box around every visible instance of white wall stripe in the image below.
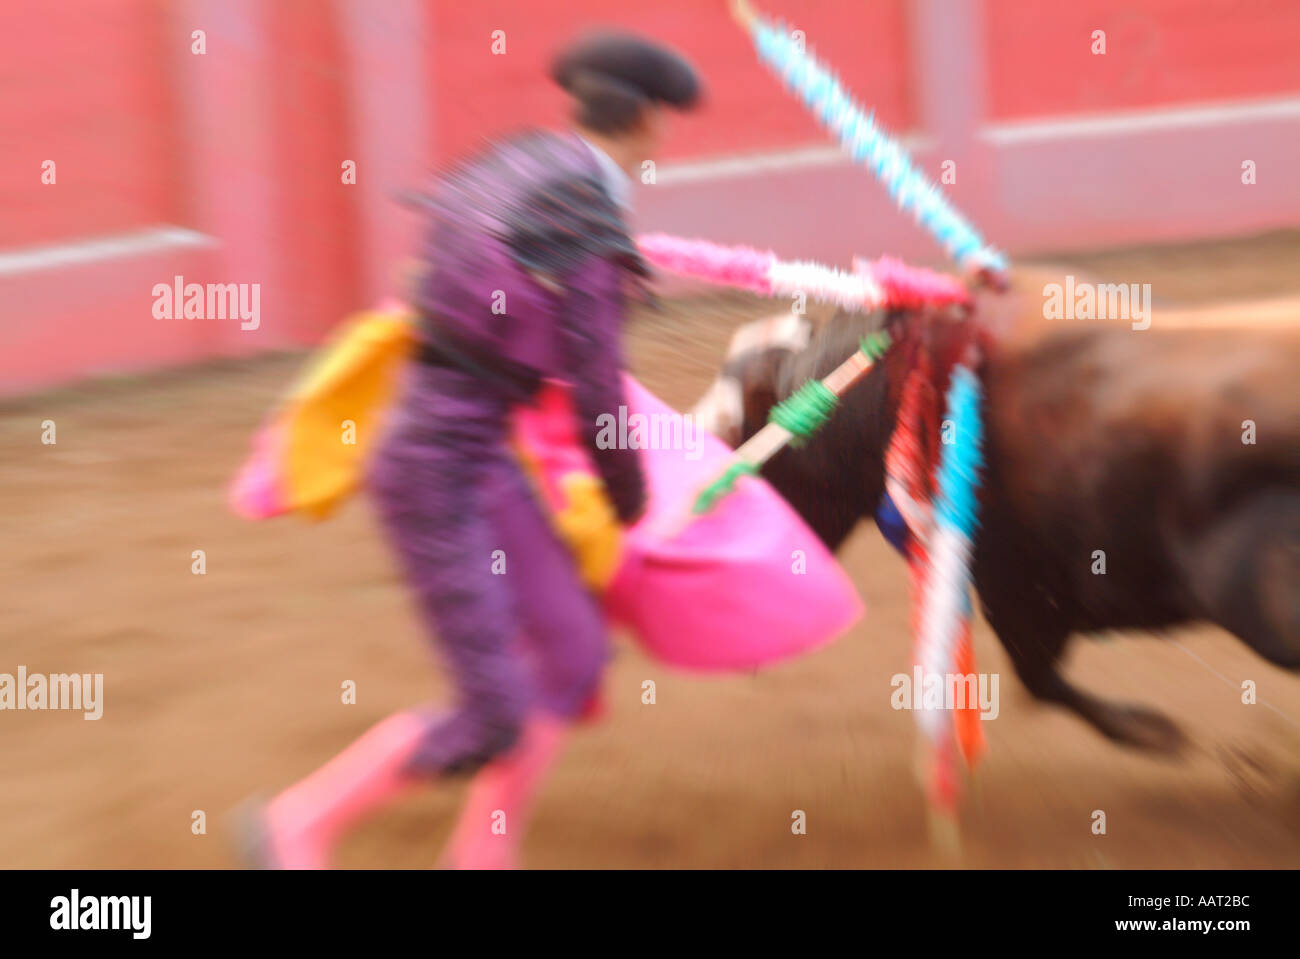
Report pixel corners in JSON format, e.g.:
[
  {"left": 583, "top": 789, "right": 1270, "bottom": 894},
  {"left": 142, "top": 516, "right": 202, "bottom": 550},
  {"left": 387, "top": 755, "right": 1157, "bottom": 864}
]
[
  {"left": 649, "top": 96, "right": 1300, "bottom": 188},
  {"left": 655, "top": 137, "right": 929, "bottom": 186},
  {"left": 0, "top": 226, "right": 216, "bottom": 278},
  {"left": 980, "top": 94, "right": 1300, "bottom": 145}
]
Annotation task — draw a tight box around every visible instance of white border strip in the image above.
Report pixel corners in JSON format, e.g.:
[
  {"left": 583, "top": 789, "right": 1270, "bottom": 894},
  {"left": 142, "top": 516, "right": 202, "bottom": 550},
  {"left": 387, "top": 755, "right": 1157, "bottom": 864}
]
[
  {"left": 655, "top": 136, "right": 929, "bottom": 186},
  {"left": 0, "top": 225, "right": 217, "bottom": 278},
  {"left": 981, "top": 95, "right": 1300, "bottom": 146},
  {"left": 651, "top": 97, "right": 1300, "bottom": 186}
]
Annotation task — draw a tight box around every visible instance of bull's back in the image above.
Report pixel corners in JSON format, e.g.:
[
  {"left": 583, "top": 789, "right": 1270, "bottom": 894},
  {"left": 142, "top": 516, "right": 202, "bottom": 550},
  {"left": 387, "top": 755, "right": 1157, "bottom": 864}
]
[{"left": 978, "top": 323, "right": 1299, "bottom": 626}]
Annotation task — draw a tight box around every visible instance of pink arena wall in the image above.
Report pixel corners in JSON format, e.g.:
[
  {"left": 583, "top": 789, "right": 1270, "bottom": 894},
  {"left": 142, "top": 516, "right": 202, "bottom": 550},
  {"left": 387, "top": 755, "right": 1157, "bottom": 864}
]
[{"left": 1, "top": 0, "right": 1297, "bottom": 394}]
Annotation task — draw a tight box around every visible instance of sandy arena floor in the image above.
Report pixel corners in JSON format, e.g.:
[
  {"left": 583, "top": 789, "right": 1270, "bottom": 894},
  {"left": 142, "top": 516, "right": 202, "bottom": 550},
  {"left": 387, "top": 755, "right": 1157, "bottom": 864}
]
[{"left": 0, "top": 231, "right": 1297, "bottom": 868}]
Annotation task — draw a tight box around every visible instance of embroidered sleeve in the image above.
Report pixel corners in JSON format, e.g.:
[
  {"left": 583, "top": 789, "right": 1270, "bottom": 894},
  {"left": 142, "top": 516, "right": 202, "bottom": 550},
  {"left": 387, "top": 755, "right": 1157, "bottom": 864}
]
[
  {"left": 556, "top": 255, "right": 646, "bottom": 525},
  {"left": 505, "top": 173, "right": 647, "bottom": 283}
]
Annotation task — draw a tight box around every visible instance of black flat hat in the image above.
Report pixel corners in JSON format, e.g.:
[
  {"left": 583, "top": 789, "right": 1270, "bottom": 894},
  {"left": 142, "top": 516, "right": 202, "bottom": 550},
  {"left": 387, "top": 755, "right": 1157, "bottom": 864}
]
[{"left": 551, "top": 31, "right": 701, "bottom": 110}]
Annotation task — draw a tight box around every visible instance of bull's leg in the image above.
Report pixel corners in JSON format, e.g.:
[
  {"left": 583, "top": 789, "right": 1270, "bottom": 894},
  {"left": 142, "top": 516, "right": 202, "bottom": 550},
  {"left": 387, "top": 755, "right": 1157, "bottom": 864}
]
[
  {"left": 1181, "top": 488, "right": 1300, "bottom": 669},
  {"left": 984, "top": 593, "right": 1186, "bottom": 753}
]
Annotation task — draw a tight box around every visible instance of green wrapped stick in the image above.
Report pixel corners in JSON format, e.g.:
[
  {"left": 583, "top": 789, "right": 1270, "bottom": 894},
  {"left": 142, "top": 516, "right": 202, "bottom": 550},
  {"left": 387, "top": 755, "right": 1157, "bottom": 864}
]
[{"left": 690, "top": 329, "right": 891, "bottom": 516}]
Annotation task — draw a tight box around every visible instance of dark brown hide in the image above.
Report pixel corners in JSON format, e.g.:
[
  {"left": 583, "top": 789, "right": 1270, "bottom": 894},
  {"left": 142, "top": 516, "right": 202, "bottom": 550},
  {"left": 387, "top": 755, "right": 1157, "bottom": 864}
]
[{"left": 740, "top": 293, "right": 1300, "bottom": 750}]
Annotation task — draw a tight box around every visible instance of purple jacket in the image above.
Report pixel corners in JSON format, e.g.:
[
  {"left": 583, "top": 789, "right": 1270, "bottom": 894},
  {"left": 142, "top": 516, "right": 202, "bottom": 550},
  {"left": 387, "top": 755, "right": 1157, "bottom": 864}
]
[{"left": 411, "top": 129, "right": 647, "bottom": 521}]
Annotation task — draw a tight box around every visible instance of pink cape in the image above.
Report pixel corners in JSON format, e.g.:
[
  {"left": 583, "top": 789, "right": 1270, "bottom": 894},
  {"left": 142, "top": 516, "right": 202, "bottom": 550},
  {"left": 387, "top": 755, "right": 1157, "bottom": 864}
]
[
  {"left": 231, "top": 366, "right": 865, "bottom": 672},
  {"left": 513, "top": 376, "right": 864, "bottom": 671}
]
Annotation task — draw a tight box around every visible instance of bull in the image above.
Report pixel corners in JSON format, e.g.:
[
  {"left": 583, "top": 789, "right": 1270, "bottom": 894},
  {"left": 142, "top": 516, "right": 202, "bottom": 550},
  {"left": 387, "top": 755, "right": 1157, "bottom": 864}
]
[{"left": 690, "top": 280, "right": 1300, "bottom": 751}]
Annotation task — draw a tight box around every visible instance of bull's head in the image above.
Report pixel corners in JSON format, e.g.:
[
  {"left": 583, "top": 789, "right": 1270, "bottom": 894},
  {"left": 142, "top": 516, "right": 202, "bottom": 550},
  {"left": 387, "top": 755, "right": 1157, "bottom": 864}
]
[
  {"left": 690, "top": 301, "right": 986, "bottom": 551},
  {"left": 689, "top": 311, "right": 813, "bottom": 448}
]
